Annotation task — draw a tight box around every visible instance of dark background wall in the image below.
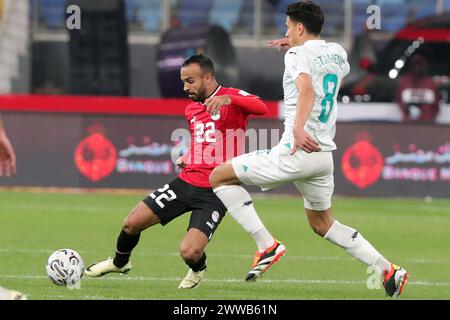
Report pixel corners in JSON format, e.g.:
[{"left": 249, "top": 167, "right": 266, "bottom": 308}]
[{"left": 32, "top": 41, "right": 285, "bottom": 100}]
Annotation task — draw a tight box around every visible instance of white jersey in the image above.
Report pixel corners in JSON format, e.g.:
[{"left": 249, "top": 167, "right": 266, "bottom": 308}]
[{"left": 282, "top": 39, "right": 350, "bottom": 151}]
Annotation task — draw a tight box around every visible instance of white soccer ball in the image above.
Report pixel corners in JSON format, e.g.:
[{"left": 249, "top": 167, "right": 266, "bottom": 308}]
[{"left": 46, "top": 249, "right": 84, "bottom": 286}]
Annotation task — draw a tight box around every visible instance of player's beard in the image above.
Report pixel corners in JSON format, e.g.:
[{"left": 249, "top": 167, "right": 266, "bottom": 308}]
[{"left": 189, "top": 87, "right": 207, "bottom": 102}]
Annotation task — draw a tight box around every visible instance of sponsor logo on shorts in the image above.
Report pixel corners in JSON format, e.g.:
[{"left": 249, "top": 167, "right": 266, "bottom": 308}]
[{"left": 211, "top": 211, "right": 219, "bottom": 223}]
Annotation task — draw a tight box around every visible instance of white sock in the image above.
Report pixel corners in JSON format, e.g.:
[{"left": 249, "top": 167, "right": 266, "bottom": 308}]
[
  {"left": 324, "top": 220, "right": 391, "bottom": 274},
  {"left": 214, "top": 185, "right": 274, "bottom": 251}
]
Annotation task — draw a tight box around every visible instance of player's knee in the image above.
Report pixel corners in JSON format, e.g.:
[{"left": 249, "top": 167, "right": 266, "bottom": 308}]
[
  {"left": 122, "top": 218, "right": 140, "bottom": 236},
  {"left": 179, "top": 244, "right": 203, "bottom": 264}
]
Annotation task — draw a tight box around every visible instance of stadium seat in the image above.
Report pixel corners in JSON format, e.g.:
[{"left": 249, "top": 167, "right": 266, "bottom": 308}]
[
  {"left": 0, "top": 0, "right": 29, "bottom": 93},
  {"left": 352, "top": 0, "right": 407, "bottom": 35},
  {"left": 275, "top": 0, "right": 294, "bottom": 35},
  {"left": 39, "top": 0, "right": 66, "bottom": 29},
  {"left": 237, "top": 0, "right": 278, "bottom": 35},
  {"left": 178, "top": 0, "right": 213, "bottom": 27},
  {"left": 136, "top": 0, "right": 161, "bottom": 32},
  {"left": 379, "top": 0, "right": 406, "bottom": 32},
  {"left": 235, "top": 0, "right": 254, "bottom": 34},
  {"left": 208, "top": 0, "right": 243, "bottom": 32},
  {"left": 125, "top": 0, "right": 138, "bottom": 23},
  {"left": 316, "top": 0, "right": 345, "bottom": 37},
  {"left": 352, "top": 0, "right": 372, "bottom": 35},
  {"left": 409, "top": 0, "right": 437, "bottom": 19}
]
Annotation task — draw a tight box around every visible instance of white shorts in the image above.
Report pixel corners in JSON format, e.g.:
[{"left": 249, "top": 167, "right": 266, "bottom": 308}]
[{"left": 231, "top": 142, "right": 334, "bottom": 211}]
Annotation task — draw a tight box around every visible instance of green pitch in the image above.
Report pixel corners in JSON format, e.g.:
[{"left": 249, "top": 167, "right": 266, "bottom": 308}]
[{"left": 0, "top": 190, "right": 449, "bottom": 300}]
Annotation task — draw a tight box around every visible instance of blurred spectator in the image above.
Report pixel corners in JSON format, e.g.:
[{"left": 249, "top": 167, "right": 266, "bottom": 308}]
[{"left": 395, "top": 54, "right": 440, "bottom": 122}]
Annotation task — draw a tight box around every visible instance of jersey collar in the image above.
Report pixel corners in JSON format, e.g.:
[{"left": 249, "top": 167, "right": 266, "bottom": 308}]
[
  {"left": 304, "top": 39, "right": 326, "bottom": 46},
  {"left": 200, "top": 85, "right": 222, "bottom": 105}
]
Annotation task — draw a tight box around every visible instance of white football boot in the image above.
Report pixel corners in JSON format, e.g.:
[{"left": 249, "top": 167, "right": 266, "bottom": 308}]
[
  {"left": 84, "top": 257, "right": 131, "bottom": 277},
  {"left": 178, "top": 268, "right": 206, "bottom": 289}
]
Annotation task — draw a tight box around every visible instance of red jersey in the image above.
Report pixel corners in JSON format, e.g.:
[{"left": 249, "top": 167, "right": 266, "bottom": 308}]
[{"left": 178, "top": 86, "right": 266, "bottom": 188}]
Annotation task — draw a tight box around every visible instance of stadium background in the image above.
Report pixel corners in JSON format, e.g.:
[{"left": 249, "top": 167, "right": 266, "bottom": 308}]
[{"left": 0, "top": 0, "right": 449, "bottom": 301}]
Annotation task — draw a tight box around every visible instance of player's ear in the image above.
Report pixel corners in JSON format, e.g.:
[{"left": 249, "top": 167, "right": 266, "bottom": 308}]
[
  {"left": 298, "top": 22, "right": 305, "bottom": 36},
  {"left": 204, "top": 73, "right": 213, "bottom": 83}
]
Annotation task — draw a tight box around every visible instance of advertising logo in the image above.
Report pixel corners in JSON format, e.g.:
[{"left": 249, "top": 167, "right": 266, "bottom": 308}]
[
  {"left": 341, "top": 132, "right": 384, "bottom": 189},
  {"left": 74, "top": 124, "right": 117, "bottom": 182},
  {"left": 116, "top": 136, "right": 179, "bottom": 175},
  {"left": 383, "top": 142, "right": 450, "bottom": 182}
]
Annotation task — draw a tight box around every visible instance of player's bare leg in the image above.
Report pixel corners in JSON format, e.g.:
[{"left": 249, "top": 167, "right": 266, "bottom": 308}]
[
  {"left": 210, "top": 163, "right": 286, "bottom": 281},
  {"left": 178, "top": 228, "right": 209, "bottom": 289},
  {"left": 306, "top": 208, "right": 408, "bottom": 297},
  {"left": 85, "top": 202, "right": 158, "bottom": 277}
]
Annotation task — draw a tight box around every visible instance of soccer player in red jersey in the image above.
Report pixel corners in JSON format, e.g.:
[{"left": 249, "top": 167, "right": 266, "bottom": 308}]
[{"left": 85, "top": 55, "right": 267, "bottom": 288}]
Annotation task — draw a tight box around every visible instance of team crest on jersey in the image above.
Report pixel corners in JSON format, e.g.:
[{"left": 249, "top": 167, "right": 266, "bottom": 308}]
[{"left": 211, "top": 111, "right": 221, "bottom": 121}]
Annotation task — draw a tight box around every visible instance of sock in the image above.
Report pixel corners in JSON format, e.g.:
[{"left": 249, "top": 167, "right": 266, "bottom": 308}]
[
  {"left": 323, "top": 220, "right": 391, "bottom": 274},
  {"left": 113, "top": 229, "right": 141, "bottom": 268},
  {"left": 187, "top": 252, "right": 207, "bottom": 272},
  {"left": 214, "top": 185, "right": 274, "bottom": 251}
]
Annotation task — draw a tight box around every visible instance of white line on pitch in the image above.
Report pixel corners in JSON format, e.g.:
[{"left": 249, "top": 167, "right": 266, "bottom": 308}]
[
  {"left": 0, "top": 274, "right": 449, "bottom": 287},
  {"left": 1, "top": 247, "right": 449, "bottom": 265}
]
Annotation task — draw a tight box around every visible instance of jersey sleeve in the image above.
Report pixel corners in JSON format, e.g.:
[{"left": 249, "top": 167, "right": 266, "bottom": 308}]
[
  {"left": 336, "top": 45, "right": 351, "bottom": 77},
  {"left": 229, "top": 91, "right": 267, "bottom": 115},
  {"left": 285, "top": 47, "right": 312, "bottom": 80},
  {"left": 184, "top": 104, "right": 192, "bottom": 121}
]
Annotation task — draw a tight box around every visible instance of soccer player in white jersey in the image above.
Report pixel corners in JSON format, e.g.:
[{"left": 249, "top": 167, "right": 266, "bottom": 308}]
[{"left": 209, "top": 1, "right": 408, "bottom": 297}]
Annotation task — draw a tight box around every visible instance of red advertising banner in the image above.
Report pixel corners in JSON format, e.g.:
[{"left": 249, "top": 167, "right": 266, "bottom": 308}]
[
  {"left": 334, "top": 122, "right": 450, "bottom": 197},
  {"left": 1, "top": 97, "right": 449, "bottom": 198},
  {"left": 0, "top": 94, "right": 280, "bottom": 118}
]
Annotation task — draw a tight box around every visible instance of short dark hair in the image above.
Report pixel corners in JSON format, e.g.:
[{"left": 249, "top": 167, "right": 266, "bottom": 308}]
[
  {"left": 285, "top": 1, "right": 324, "bottom": 35},
  {"left": 182, "top": 54, "right": 215, "bottom": 75}
]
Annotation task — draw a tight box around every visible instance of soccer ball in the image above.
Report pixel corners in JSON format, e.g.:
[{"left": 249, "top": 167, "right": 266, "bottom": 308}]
[{"left": 46, "top": 249, "right": 84, "bottom": 287}]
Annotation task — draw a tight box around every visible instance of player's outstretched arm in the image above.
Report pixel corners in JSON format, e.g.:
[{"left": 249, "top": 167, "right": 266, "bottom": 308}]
[
  {"left": 229, "top": 95, "right": 267, "bottom": 115},
  {"left": 268, "top": 37, "right": 291, "bottom": 52},
  {"left": 0, "top": 115, "right": 17, "bottom": 177},
  {"left": 204, "top": 95, "right": 267, "bottom": 116}
]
